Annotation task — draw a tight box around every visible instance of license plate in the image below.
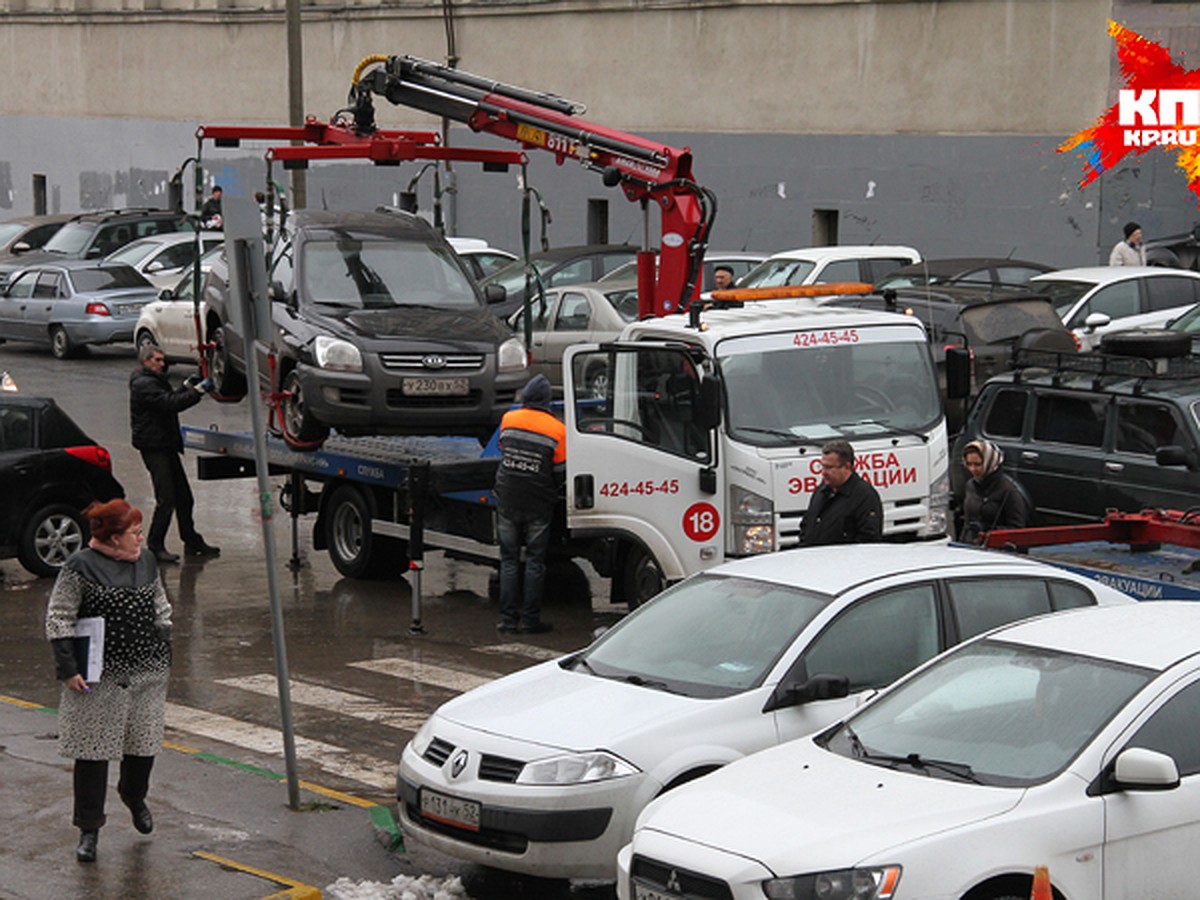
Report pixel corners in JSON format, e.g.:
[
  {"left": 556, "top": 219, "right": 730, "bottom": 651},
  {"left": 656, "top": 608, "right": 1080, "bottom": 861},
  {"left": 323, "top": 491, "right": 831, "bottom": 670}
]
[
  {"left": 402, "top": 377, "right": 469, "bottom": 397},
  {"left": 419, "top": 788, "right": 481, "bottom": 831},
  {"left": 633, "top": 882, "right": 682, "bottom": 900},
  {"left": 117, "top": 303, "right": 143, "bottom": 314}
]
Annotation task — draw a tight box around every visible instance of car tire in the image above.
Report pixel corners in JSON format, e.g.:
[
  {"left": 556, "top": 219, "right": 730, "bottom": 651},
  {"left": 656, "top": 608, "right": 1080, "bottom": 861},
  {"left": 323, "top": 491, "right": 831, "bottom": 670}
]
[
  {"left": 209, "top": 323, "right": 247, "bottom": 398},
  {"left": 324, "top": 484, "right": 405, "bottom": 579},
  {"left": 49, "top": 326, "right": 75, "bottom": 360},
  {"left": 1100, "top": 329, "right": 1192, "bottom": 359},
  {"left": 622, "top": 544, "right": 664, "bottom": 609},
  {"left": 136, "top": 328, "right": 158, "bottom": 356},
  {"left": 281, "top": 369, "right": 330, "bottom": 446},
  {"left": 18, "top": 503, "right": 88, "bottom": 577},
  {"left": 585, "top": 363, "right": 610, "bottom": 400}
]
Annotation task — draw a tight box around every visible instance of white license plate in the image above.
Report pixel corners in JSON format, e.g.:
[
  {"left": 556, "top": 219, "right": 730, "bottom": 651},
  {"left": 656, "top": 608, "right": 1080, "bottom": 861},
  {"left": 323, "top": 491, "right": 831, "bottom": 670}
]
[
  {"left": 633, "top": 882, "right": 682, "bottom": 900},
  {"left": 402, "top": 377, "right": 470, "bottom": 397},
  {"left": 419, "top": 788, "right": 481, "bottom": 831},
  {"left": 117, "top": 303, "right": 143, "bottom": 314}
]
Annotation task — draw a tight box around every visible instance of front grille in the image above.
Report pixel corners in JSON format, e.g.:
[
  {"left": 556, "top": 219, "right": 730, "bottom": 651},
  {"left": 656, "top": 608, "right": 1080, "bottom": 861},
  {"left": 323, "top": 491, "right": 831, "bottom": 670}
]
[
  {"left": 423, "top": 737, "right": 455, "bottom": 767},
  {"left": 478, "top": 754, "right": 524, "bottom": 783},
  {"left": 404, "top": 800, "right": 529, "bottom": 853},
  {"left": 386, "top": 389, "right": 483, "bottom": 409},
  {"left": 630, "top": 856, "right": 733, "bottom": 900},
  {"left": 379, "top": 352, "right": 485, "bottom": 372}
]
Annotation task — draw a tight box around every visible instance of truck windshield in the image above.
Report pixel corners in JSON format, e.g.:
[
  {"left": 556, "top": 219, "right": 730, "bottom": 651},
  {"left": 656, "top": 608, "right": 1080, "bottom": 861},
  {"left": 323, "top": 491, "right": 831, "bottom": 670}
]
[
  {"left": 721, "top": 340, "right": 940, "bottom": 445},
  {"left": 300, "top": 238, "right": 480, "bottom": 310}
]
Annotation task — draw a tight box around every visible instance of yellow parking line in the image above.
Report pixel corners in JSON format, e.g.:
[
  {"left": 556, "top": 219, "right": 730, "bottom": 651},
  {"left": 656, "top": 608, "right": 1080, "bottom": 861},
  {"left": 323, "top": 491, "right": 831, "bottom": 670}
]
[{"left": 192, "top": 850, "right": 321, "bottom": 899}]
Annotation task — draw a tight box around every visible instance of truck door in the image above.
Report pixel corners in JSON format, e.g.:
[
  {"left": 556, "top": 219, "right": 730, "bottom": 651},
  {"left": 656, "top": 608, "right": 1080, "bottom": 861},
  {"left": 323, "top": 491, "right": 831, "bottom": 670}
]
[{"left": 565, "top": 343, "right": 724, "bottom": 591}]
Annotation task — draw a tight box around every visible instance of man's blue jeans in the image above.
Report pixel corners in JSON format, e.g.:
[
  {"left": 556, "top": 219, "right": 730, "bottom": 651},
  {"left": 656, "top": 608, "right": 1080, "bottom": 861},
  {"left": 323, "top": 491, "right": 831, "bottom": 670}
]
[{"left": 497, "top": 507, "right": 553, "bottom": 628}]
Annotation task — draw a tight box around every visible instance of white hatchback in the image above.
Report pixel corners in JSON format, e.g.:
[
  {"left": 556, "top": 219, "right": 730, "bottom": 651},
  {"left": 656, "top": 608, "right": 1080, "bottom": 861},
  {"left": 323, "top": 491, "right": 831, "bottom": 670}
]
[
  {"left": 1031, "top": 266, "right": 1200, "bottom": 351},
  {"left": 619, "top": 601, "right": 1200, "bottom": 900},
  {"left": 396, "top": 544, "right": 1133, "bottom": 881},
  {"left": 738, "top": 245, "right": 921, "bottom": 289}
]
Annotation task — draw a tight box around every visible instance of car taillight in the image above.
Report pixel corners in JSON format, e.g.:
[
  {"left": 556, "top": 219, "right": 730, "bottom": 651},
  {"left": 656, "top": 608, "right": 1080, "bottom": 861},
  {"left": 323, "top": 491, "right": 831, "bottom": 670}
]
[
  {"left": 65, "top": 446, "right": 113, "bottom": 471},
  {"left": 85, "top": 302, "right": 112, "bottom": 316}
]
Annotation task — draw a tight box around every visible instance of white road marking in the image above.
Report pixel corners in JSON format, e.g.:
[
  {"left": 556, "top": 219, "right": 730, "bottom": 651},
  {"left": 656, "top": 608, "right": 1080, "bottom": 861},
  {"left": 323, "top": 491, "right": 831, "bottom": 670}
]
[
  {"left": 164, "top": 703, "right": 395, "bottom": 791},
  {"left": 347, "top": 658, "right": 496, "bottom": 693},
  {"left": 215, "top": 673, "right": 431, "bottom": 731},
  {"left": 475, "top": 642, "right": 563, "bottom": 662}
]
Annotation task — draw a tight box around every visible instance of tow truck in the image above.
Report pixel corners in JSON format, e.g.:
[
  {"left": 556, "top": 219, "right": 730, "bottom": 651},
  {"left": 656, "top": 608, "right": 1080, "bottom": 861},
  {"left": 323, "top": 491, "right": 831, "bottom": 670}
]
[{"left": 184, "top": 56, "right": 958, "bottom": 609}]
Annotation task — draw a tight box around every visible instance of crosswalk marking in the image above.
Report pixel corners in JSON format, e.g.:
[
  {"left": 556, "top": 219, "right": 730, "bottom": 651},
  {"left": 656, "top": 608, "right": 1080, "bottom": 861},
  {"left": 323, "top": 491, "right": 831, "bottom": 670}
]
[
  {"left": 347, "top": 658, "right": 495, "bottom": 693},
  {"left": 215, "top": 674, "right": 432, "bottom": 731},
  {"left": 164, "top": 703, "right": 395, "bottom": 791}
]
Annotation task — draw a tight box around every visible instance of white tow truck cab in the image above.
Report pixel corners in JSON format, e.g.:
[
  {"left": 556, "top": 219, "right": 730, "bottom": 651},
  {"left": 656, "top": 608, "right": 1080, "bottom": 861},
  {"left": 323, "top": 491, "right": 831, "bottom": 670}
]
[{"left": 564, "top": 299, "right": 952, "bottom": 604}]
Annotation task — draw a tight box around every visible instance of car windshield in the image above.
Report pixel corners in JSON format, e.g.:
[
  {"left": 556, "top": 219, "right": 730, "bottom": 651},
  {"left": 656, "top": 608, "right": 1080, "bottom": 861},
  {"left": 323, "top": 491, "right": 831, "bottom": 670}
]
[
  {"left": 1171, "top": 305, "right": 1200, "bottom": 334},
  {"left": 0, "top": 223, "right": 27, "bottom": 245},
  {"left": 481, "top": 256, "right": 559, "bottom": 296},
  {"left": 1031, "top": 279, "right": 1094, "bottom": 318},
  {"left": 43, "top": 222, "right": 96, "bottom": 255},
  {"left": 605, "top": 286, "right": 640, "bottom": 322},
  {"left": 106, "top": 240, "right": 161, "bottom": 267},
  {"left": 576, "top": 573, "right": 828, "bottom": 698},
  {"left": 720, "top": 333, "right": 942, "bottom": 444},
  {"left": 300, "top": 237, "right": 480, "bottom": 310},
  {"left": 820, "top": 640, "right": 1153, "bottom": 786},
  {"left": 69, "top": 266, "right": 152, "bottom": 292},
  {"left": 739, "top": 259, "right": 817, "bottom": 288}
]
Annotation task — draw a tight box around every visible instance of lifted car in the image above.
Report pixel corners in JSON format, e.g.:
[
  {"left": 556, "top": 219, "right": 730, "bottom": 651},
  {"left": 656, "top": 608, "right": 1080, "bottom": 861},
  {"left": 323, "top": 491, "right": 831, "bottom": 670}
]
[{"left": 202, "top": 209, "right": 528, "bottom": 444}]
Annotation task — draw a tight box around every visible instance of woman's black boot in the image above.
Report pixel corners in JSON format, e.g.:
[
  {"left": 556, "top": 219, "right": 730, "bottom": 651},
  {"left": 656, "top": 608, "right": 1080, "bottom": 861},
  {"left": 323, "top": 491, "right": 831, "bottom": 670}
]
[{"left": 76, "top": 829, "right": 98, "bottom": 863}]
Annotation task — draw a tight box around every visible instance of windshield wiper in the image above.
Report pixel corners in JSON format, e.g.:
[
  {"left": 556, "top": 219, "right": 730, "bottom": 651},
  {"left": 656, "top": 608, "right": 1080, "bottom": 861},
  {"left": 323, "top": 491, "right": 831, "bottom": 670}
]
[
  {"left": 843, "top": 726, "right": 980, "bottom": 782},
  {"left": 735, "top": 426, "right": 801, "bottom": 441},
  {"left": 834, "top": 420, "right": 929, "bottom": 443},
  {"left": 623, "top": 674, "right": 684, "bottom": 694},
  {"left": 562, "top": 654, "right": 598, "bottom": 675}
]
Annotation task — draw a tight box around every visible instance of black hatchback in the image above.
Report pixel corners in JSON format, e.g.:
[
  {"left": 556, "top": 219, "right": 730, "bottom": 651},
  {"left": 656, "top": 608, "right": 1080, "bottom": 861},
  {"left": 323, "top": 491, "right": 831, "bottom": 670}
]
[{"left": 0, "top": 391, "right": 125, "bottom": 575}]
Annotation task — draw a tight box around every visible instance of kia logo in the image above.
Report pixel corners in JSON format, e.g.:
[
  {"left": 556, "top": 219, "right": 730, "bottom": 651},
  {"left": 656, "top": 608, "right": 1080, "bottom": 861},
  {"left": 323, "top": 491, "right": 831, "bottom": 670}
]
[
  {"left": 422, "top": 354, "right": 447, "bottom": 369},
  {"left": 450, "top": 749, "right": 469, "bottom": 779}
]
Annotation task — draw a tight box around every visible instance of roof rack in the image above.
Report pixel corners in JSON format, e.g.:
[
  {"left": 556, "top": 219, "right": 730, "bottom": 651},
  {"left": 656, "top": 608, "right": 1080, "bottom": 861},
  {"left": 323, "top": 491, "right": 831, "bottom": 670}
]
[{"left": 1011, "top": 348, "right": 1200, "bottom": 391}]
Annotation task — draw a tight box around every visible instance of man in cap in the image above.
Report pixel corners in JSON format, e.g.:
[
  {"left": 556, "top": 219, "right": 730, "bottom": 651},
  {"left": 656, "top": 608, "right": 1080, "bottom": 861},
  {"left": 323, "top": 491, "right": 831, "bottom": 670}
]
[
  {"left": 1109, "top": 222, "right": 1146, "bottom": 266},
  {"left": 493, "top": 374, "right": 565, "bottom": 634}
]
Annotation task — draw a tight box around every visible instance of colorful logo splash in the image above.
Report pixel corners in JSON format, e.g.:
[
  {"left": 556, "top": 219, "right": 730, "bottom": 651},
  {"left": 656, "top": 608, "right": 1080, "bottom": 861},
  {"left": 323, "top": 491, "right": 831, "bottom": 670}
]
[{"left": 1060, "top": 20, "right": 1200, "bottom": 203}]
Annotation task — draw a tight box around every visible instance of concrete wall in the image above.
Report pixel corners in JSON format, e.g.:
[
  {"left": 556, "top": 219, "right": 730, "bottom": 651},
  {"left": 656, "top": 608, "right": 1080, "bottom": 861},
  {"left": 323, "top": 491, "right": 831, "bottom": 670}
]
[{"left": 1, "top": 0, "right": 1197, "bottom": 267}]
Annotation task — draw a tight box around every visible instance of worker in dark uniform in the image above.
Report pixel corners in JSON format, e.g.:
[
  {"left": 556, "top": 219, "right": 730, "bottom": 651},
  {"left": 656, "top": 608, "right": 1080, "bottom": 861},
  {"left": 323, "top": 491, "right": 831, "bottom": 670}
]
[
  {"left": 799, "top": 439, "right": 883, "bottom": 546},
  {"left": 493, "top": 374, "right": 565, "bottom": 635}
]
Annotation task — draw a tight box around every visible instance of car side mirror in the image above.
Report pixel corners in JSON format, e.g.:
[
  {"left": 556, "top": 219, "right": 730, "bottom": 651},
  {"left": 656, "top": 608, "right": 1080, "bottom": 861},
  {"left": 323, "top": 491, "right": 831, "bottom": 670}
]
[
  {"left": 1084, "top": 312, "right": 1111, "bottom": 332},
  {"left": 695, "top": 376, "right": 722, "bottom": 431},
  {"left": 158, "top": 287, "right": 173, "bottom": 301},
  {"left": 762, "top": 673, "right": 850, "bottom": 712},
  {"left": 945, "top": 346, "right": 972, "bottom": 399},
  {"left": 1156, "top": 445, "right": 1190, "bottom": 468},
  {"left": 483, "top": 283, "right": 507, "bottom": 305},
  {"left": 1112, "top": 747, "right": 1180, "bottom": 791},
  {"left": 10, "top": 241, "right": 31, "bottom": 255}
]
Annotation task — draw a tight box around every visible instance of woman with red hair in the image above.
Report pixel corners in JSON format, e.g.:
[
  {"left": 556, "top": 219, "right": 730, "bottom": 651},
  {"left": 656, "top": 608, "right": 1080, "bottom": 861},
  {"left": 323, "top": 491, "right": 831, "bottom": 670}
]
[{"left": 44, "top": 498, "right": 172, "bottom": 863}]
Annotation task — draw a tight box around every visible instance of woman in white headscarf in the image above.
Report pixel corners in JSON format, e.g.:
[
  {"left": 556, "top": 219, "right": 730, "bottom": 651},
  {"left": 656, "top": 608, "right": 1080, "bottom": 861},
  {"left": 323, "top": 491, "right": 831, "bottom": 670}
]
[{"left": 960, "top": 439, "right": 1032, "bottom": 543}]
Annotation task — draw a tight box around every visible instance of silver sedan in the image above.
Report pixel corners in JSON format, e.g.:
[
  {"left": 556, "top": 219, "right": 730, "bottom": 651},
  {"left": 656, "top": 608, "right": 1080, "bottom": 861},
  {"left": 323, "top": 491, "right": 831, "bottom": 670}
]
[{"left": 0, "top": 260, "right": 159, "bottom": 358}]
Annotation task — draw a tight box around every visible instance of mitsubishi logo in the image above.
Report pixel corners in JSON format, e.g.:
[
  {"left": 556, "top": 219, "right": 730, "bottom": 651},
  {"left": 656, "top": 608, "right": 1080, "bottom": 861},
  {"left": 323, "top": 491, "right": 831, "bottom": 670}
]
[
  {"left": 422, "top": 354, "right": 448, "bottom": 369},
  {"left": 450, "top": 749, "right": 469, "bottom": 779},
  {"left": 666, "top": 870, "right": 682, "bottom": 893}
]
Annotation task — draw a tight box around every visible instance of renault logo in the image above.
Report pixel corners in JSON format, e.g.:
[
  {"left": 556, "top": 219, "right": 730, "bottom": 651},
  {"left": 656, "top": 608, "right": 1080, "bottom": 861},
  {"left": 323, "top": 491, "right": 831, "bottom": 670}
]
[
  {"left": 450, "top": 749, "right": 469, "bottom": 779},
  {"left": 422, "top": 354, "right": 448, "bottom": 369},
  {"left": 666, "top": 870, "right": 682, "bottom": 893}
]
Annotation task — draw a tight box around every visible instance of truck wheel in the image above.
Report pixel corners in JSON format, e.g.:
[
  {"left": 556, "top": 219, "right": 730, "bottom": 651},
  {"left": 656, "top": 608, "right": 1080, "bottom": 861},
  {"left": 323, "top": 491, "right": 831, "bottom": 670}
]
[
  {"left": 282, "top": 370, "right": 330, "bottom": 446},
  {"left": 622, "top": 545, "right": 664, "bottom": 609},
  {"left": 50, "top": 326, "right": 76, "bottom": 360},
  {"left": 324, "top": 485, "right": 404, "bottom": 579},
  {"left": 18, "top": 503, "right": 87, "bottom": 577},
  {"left": 209, "top": 324, "right": 247, "bottom": 397}
]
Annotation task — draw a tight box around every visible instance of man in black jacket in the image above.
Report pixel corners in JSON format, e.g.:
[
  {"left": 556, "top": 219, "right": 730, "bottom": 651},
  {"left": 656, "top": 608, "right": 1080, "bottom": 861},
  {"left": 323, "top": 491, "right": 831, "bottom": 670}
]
[
  {"left": 129, "top": 344, "right": 219, "bottom": 563},
  {"left": 799, "top": 439, "right": 882, "bottom": 546}
]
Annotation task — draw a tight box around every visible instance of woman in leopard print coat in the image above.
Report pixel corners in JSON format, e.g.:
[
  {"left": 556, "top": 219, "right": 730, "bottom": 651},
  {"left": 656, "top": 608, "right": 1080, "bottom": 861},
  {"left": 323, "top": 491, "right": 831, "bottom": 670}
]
[{"left": 45, "top": 499, "right": 171, "bottom": 863}]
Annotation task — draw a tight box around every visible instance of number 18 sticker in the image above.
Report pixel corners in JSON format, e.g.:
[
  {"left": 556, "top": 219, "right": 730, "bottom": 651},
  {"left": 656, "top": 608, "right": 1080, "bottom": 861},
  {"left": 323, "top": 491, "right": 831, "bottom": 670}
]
[{"left": 683, "top": 502, "right": 720, "bottom": 542}]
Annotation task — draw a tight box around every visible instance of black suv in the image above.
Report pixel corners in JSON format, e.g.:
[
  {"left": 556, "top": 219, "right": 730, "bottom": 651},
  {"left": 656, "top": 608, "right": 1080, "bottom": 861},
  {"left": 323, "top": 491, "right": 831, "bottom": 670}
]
[
  {"left": 952, "top": 342, "right": 1200, "bottom": 525},
  {"left": 825, "top": 286, "right": 1077, "bottom": 430},
  {"left": 0, "top": 208, "right": 193, "bottom": 286},
  {"left": 202, "top": 209, "right": 529, "bottom": 444}
]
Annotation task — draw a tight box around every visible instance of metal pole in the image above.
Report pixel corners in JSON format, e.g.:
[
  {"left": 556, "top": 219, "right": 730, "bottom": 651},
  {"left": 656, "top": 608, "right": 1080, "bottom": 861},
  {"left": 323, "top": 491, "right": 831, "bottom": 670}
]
[{"left": 286, "top": 0, "right": 306, "bottom": 210}]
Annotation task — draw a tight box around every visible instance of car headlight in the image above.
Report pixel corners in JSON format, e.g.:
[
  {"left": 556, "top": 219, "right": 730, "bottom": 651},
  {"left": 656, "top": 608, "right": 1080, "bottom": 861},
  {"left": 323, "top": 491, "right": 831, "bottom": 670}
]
[
  {"left": 498, "top": 336, "right": 529, "bottom": 374},
  {"left": 314, "top": 335, "right": 363, "bottom": 372},
  {"left": 730, "top": 483, "right": 773, "bottom": 554},
  {"left": 764, "top": 865, "right": 901, "bottom": 899},
  {"left": 515, "top": 751, "right": 639, "bottom": 785},
  {"left": 926, "top": 469, "right": 950, "bottom": 537},
  {"left": 408, "top": 717, "right": 435, "bottom": 757}
]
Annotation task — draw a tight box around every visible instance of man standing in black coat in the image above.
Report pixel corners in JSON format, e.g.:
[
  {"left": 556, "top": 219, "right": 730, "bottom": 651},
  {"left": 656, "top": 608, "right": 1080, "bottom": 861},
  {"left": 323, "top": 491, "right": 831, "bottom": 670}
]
[
  {"left": 799, "top": 439, "right": 883, "bottom": 546},
  {"left": 129, "top": 344, "right": 220, "bottom": 564}
]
